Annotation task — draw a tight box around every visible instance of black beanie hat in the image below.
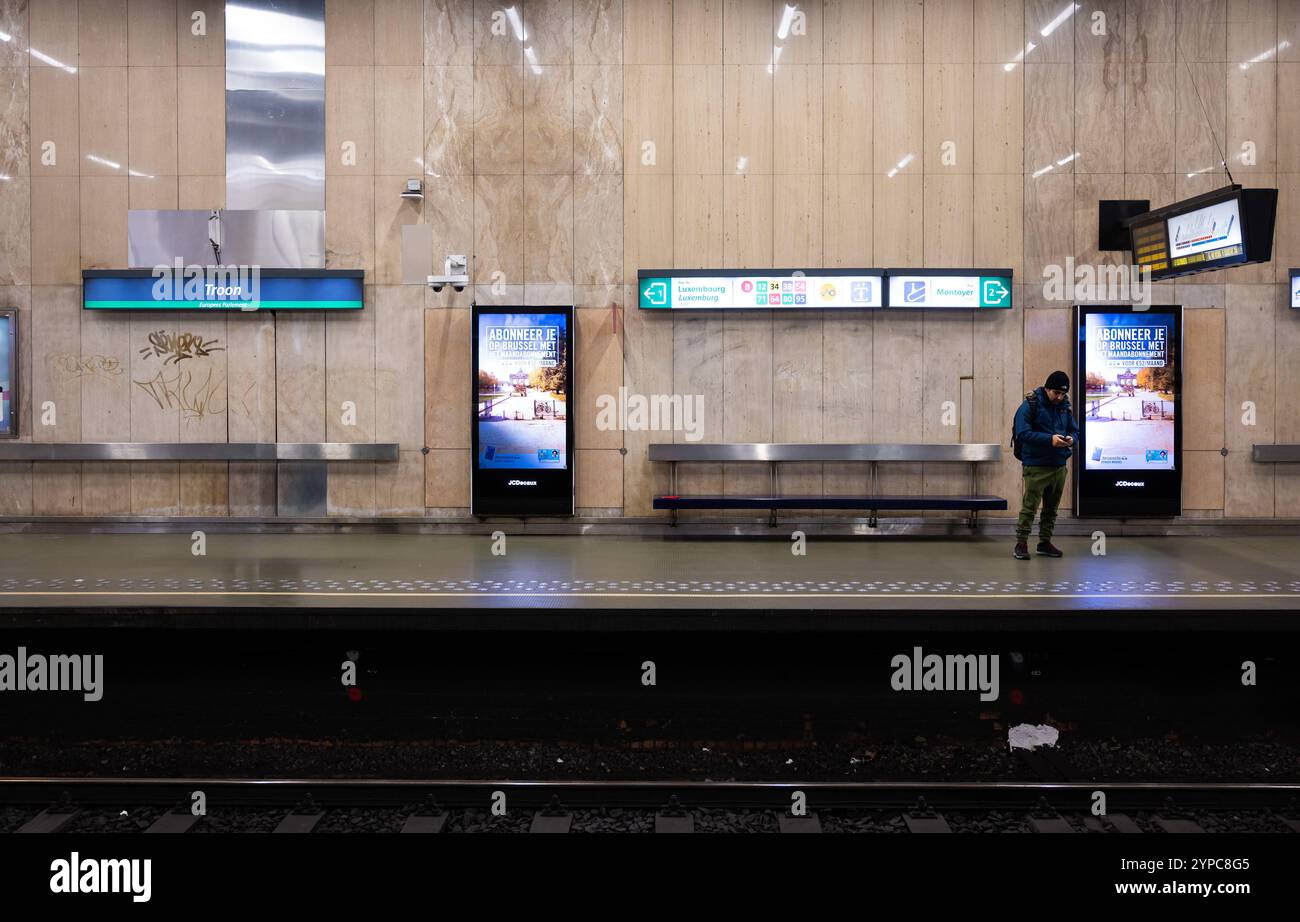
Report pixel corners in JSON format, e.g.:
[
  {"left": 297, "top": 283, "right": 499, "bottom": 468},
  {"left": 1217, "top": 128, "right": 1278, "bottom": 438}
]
[{"left": 1045, "top": 370, "right": 1070, "bottom": 391}]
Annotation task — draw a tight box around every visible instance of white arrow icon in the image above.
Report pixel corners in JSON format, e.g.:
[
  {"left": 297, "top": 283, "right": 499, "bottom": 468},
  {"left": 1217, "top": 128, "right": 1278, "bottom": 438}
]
[
  {"left": 645, "top": 281, "right": 668, "bottom": 306},
  {"left": 984, "top": 281, "right": 1009, "bottom": 303}
]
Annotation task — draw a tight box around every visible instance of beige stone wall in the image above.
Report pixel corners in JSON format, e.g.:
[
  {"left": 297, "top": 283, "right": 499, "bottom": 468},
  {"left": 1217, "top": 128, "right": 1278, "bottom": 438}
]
[{"left": 0, "top": 0, "right": 1298, "bottom": 519}]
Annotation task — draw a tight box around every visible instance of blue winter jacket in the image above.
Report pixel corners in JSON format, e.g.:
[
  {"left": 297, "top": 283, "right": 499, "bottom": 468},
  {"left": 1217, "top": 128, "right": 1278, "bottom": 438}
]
[{"left": 1013, "top": 387, "right": 1081, "bottom": 467}]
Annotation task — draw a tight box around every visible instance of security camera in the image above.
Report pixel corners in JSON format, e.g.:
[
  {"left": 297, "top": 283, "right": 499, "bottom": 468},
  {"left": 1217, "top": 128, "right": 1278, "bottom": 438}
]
[{"left": 428, "top": 255, "right": 469, "bottom": 293}]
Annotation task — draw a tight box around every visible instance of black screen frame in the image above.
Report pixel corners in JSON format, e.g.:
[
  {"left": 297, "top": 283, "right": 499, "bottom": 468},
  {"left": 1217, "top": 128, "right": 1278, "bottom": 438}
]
[
  {"left": 470, "top": 304, "right": 575, "bottom": 517},
  {"left": 1073, "top": 304, "right": 1183, "bottom": 517},
  {"left": 0, "top": 309, "right": 15, "bottom": 439},
  {"left": 1128, "top": 186, "right": 1277, "bottom": 282}
]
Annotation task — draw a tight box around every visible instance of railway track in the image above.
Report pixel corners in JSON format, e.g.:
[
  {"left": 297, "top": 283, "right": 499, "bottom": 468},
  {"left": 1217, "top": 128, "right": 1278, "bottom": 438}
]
[{"left": 3, "top": 777, "right": 1299, "bottom": 834}]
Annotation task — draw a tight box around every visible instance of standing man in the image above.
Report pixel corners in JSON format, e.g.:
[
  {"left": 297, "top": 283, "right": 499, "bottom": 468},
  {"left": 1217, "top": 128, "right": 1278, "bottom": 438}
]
[{"left": 1012, "top": 371, "right": 1080, "bottom": 560}]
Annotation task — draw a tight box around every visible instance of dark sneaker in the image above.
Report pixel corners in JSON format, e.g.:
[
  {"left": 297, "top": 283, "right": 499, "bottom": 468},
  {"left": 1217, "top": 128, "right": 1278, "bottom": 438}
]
[
  {"left": 1013, "top": 542, "right": 1030, "bottom": 560},
  {"left": 1036, "top": 541, "right": 1063, "bottom": 558}
]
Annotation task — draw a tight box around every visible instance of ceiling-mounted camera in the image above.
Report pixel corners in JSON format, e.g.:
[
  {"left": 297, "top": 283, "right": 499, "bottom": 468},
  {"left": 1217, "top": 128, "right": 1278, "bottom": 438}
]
[{"left": 428, "top": 255, "right": 469, "bottom": 293}]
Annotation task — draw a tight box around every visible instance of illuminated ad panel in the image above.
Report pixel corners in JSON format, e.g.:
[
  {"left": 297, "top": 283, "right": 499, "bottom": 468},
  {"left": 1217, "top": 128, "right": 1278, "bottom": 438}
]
[
  {"left": 638, "top": 270, "right": 884, "bottom": 310},
  {"left": 1075, "top": 305, "right": 1183, "bottom": 517},
  {"left": 471, "top": 306, "right": 574, "bottom": 517},
  {"left": 885, "top": 271, "right": 1013, "bottom": 309},
  {"left": 83, "top": 269, "right": 364, "bottom": 311}
]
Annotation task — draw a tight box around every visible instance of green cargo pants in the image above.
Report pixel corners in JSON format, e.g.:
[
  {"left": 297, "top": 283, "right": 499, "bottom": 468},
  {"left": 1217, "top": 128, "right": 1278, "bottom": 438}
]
[{"left": 1016, "top": 465, "right": 1068, "bottom": 543}]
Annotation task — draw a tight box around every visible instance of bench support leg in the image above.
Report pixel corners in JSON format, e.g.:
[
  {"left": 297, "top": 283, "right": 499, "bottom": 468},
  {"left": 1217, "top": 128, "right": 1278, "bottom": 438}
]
[
  {"left": 868, "top": 511, "right": 878, "bottom": 529},
  {"left": 768, "top": 508, "right": 777, "bottom": 528},
  {"left": 968, "top": 460, "right": 980, "bottom": 529},
  {"left": 668, "top": 461, "right": 678, "bottom": 527}
]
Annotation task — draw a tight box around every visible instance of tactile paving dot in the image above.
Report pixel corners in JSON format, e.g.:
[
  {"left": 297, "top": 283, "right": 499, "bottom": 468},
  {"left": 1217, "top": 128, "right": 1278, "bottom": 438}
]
[{"left": 0, "top": 575, "right": 1295, "bottom": 596}]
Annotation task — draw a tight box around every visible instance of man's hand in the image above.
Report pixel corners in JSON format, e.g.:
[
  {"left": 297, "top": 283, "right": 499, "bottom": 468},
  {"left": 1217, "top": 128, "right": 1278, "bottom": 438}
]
[{"left": 1051, "top": 435, "right": 1072, "bottom": 448}]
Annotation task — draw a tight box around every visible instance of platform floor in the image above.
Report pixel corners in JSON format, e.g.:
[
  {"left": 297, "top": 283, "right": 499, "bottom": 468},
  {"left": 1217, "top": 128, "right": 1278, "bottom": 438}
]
[{"left": 0, "top": 532, "right": 1297, "bottom": 629}]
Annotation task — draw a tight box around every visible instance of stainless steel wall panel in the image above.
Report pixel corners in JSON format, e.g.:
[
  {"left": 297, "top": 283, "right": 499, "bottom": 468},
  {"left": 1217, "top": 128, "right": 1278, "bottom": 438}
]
[
  {"left": 218, "top": 209, "right": 326, "bottom": 268},
  {"left": 225, "top": 0, "right": 326, "bottom": 211},
  {"left": 128, "top": 210, "right": 219, "bottom": 267}
]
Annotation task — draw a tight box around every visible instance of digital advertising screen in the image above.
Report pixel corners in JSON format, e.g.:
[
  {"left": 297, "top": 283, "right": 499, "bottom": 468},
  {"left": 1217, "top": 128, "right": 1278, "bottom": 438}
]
[
  {"left": 471, "top": 306, "right": 574, "bottom": 516},
  {"left": 1075, "top": 305, "right": 1182, "bottom": 517},
  {"left": 0, "top": 310, "right": 14, "bottom": 438}
]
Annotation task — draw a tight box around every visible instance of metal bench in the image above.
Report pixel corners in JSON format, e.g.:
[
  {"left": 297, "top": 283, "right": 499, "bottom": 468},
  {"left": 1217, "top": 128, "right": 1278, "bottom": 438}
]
[
  {"left": 1252, "top": 445, "right": 1300, "bottom": 463},
  {"left": 0, "top": 443, "right": 398, "bottom": 462},
  {"left": 0, "top": 443, "right": 400, "bottom": 516},
  {"left": 649, "top": 443, "right": 1007, "bottom": 528}
]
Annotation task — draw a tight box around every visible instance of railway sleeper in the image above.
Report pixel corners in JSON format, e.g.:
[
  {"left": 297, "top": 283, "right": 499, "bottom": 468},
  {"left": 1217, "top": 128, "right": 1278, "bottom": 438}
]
[
  {"left": 778, "top": 814, "right": 822, "bottom": 833},
  {"left": 1026, "top": 796, "right": 1074, "bottom": 834},
  {"left": 401, "top": 797, "right": 450, "bottom": 834},
  {"left": 145, "top": 806, "right": 201, "bottom": 835},
  {"left": 530, "top": 795, "right": 573, "bottom": 834},
  {"left": 903, "top": 797, "right": 953, "bottom": 834},
  {"left": 655, "top": 796, "right": 693, "bottom": 834},
  {"left": 274, "top": 794, "right": 325, "bottom": 834},
  {"left": 1153, "top": 816, "right": 1207, "bottom": 834},
  {"left": 1153, "top": 797, "right": 1206, "bottom": 834},
  {"left": 17, "top": 807, "right": 80, "bottom": 834},
  {"left": 1103, "top": 814, "right": 1144, "bottom": 834}
]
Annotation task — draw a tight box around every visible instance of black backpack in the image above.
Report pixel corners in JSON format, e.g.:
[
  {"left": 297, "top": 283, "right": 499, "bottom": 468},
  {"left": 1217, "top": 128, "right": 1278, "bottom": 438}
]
[{"left": 1010, "top": 391, "right": 1039, "bottom": 462}]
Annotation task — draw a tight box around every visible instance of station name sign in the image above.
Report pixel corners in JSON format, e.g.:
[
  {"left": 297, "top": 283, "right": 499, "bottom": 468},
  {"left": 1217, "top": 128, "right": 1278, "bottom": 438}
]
[
  {"left": 637, "top": 269, "right": 1012, "bottom": 311},
  {"left": 886, "top": 272, "right": 1012, "bottom": 309},
  {"left": 82, "top": 268, "right": 364, "bottom": 311},
  {"left": 1290, "top": 269, "right": 1300, "bottom": 308}
]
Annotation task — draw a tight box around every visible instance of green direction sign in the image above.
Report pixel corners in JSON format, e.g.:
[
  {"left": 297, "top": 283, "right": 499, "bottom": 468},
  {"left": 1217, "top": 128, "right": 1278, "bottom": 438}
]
[
  {"left": 639, "top": 277, "right": 671, "bottom": 309},
  {"left": 979, "top": 276, "right": 1011, "bottom": 308}
]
